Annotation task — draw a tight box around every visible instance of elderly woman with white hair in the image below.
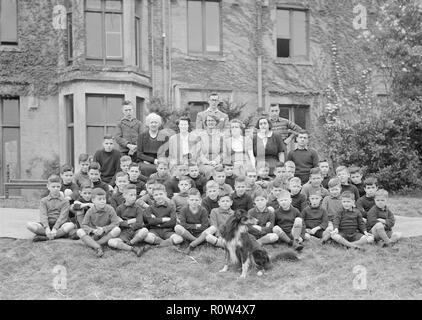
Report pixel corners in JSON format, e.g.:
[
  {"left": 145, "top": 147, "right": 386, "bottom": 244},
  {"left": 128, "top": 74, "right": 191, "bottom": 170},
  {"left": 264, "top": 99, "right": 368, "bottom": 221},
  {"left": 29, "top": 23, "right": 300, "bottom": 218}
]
[{"left": 137, "top": 112, "right": 169, "bottom": 176}]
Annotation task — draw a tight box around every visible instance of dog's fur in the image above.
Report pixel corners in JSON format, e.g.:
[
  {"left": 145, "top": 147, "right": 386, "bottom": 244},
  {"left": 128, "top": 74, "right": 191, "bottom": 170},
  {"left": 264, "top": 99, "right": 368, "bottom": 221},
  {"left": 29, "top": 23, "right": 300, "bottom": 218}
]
[{"left": 220, "top": 209, "right": 299, "bottom": 278}]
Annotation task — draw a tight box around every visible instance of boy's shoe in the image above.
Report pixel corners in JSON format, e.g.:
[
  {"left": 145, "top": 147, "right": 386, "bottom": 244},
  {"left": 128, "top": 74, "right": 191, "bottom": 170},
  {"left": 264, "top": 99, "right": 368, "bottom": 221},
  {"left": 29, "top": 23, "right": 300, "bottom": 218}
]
[
  {"left": 132, "top": 246, "right": 144, "bottom": 257},
  {"left": 382, "top": 242, "right": 394, "bottom": 248},
  {"left": 70, "top": 233, "right": 80, "bottom": 240},
  {"left": 96, "top": 248, "right": 104, "bottom": 258},
  {"left": 184, "top": 245, "right": 194, "bottom": 255},
  {"left": 290, "top": 240, "right": 303, "bottom": 252},
  {"left": 33, "top": 235, "right": 49, "bottom": 242}
]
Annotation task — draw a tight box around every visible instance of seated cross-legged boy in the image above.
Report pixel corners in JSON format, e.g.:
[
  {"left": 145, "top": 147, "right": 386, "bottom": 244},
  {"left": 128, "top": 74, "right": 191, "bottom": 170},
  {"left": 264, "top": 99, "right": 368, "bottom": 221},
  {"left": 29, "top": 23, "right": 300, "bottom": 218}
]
[
  {"left": 174, "top": 188, "right": 210, "bottom": 253},
  {"left": 302, "top": 191, "right": 329, "bottom": 241},
  {"left": 336, "top": 166, "right": 360, "bottom": 201},
  {"left": 143, "top": 184, "right": 183, "bottom": 247},
  {"left": 210, "top": 165, "right": 234, "bottom": 197},
  {"left": 300, "top": 167, "right": 330, "bottom": 200},
  {"left": 247, "top": 191, "right": 278, "bottom": 245},
  {"left": 367, "top": 189, "right": 401, "bottom": 247},
  {"left": 330, "top": 191, "right": 374, "bottom": 250},
  {"left": 272, "top": 190, "right": 305, "bottom": 251},
  {"left": 205, "top": 194, "right": 235, "bottom": 248},
  {"left": 108, "top": 184, "right": 149, "bottom": 256},
  {"left": 74, "top": 153, "right": 92, "bottom": 189},
  {"left": 356, "top": 177, "right": 378, "bottom": 220},
  {"left": 187, "top": 162, "right": 207, "bottom": 195},
  {"left": 288, "top": 177, "right": 307, "bottom": 212},
  {"left": 150, "top": 157, "right": 172, "bottom": 185},
  {"left": 128, "top": 163, "right": 146, "bottom": 196},
  {"left": 172, "top": 176, "right": 193, "bottom": 220},
  {"left": 93, "top": 134, "right": 121, "bottom": 185},
  {"left": 76, "top": 188, "right": 121, "bottom": 257},
  {"left": 27, "top": 175, "right": 75, "bottom": 242},
  {"left": 201, "top": 181, "right": 221, "bottom": 214},
  {"left": 69, "top": 182, "right": 94, "bottom": 239},
  {"left": 349, "top": 166, "right": 365, "bottom": 198},
  {"left": 110, "top": 172, "right": 129, "bottom": 210},
  {"left": 231, "top": 176, "right": 254, "bottom": 212},
  {"left": 319, "top": 159, "right": 332, "bottom": 190},
  {"left": 320, "top": 178, "right": 343, "bottom": 243}
]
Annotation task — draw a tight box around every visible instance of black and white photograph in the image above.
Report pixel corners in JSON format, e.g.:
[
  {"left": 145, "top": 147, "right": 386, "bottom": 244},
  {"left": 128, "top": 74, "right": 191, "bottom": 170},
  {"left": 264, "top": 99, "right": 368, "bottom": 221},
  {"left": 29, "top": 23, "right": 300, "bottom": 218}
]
[{"left": 0, "top": 0, "right": 421, "bottom": 303}]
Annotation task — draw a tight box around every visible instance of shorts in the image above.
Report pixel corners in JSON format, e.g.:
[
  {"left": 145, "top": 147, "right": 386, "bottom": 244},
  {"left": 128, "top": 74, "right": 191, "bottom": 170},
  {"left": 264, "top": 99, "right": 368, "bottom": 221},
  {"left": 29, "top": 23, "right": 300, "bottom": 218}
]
[
  {"left": 339, "top": 232, "right": 364, "bottom": 242},
  {"left": 39, "top": 221, "right": 56, "bottom": 229},
  {"left": 309, "top": 229, "right": 324, "bottom": 239},
  {"left": 188, "top": 229, "right": 205, "bottom": 238},
  {"left": 119, "top": 229, "right": 136, "bottom": 243},
  {"left": 150, "top": 228, "right": 175, "bottom": 240}
]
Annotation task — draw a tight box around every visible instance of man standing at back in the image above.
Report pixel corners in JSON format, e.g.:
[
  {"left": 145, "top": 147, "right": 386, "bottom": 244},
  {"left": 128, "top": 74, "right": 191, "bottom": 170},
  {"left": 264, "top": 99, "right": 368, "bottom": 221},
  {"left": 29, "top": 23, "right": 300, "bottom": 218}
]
[{"left": 195, "top": 92, "right": 229, "bottom": 131}]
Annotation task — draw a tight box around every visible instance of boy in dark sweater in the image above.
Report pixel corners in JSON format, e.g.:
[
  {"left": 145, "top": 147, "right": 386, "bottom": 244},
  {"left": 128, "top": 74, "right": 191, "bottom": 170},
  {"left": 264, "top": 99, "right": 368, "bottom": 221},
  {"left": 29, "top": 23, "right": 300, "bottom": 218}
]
[
  {"left": 60, "top": 164, "right": 79, "bottom": 204},
  {"left": 108, "top": 184, "right": 149, "bottom": 256},
  {"left": 302, "top": 191, "right": 328, "bottom": 240},
  {"left": 188, "top": 163, "right": 207, "bottom": 196},
  {"left": 247, "top": 191, "right": 278, "bottom": 245},
  {"left": 174, "top": 188, "right": 210, "bottom": 253},
  {"left": 150, "top": 158, "right": 171, "bottom": 184},
  {"left": 88, "top": 162, "right": 112, "bottom": 203},
  {"left": 356, "top": 177, "right": 378, "bottom": 219},
  {"left": 267, "top": 179, "right": 285, "bottom": 210},
  {"left": 245, "top": 168, "right": 263, "bottom": 198},
  {"left": 272, "top": 190, "right": 304, "bottom": 251},
  {"left": 127, "top": 163, "right": 146, "bottom": 197},
  {"left": 231, "top": 176, "right": 254, "bottom": 212},
  {"left": 165, "top": 163, "right": 189, "bottom": 198},
  {"left": 201, "top": 181, "right": 220, "bottom": 214},
  {"left": 76, "top": 188, "right": 121, "bottom": 257},
  {"left": 319, "top": 159, "right": 332, "bottom": 190},
  {"left": 367, "top": 189, "right": 401, "bottom": 247},
  {"left": 256, "top": 164, "right": 272, "bottom": 190},
  {"left": 331, "top": 191, "right": 374, "bottom": 250},
  {"left": 300, "top": 167, "right": 329, "bottom": 200},
  {"left": 93, "top": 134, "right": 121, "bottom": 184},
  {"left": 109, "top": 155, "right": 132, "bottom": 187},
  {"left": 172, "top": 176, "right": 193, "bottom": 220},
  {"left": 69, "top": 182, "right": 94, "bottom": 233},
  {"left": 205, "top": 194, "right": 234, "bottom": 248},
  {"left": 143, "top": 184, "right": 183, "bottom": 247},
  {"left": 350, "top": 166, "right": 365, "bottom": 198},
  {"left": 223, "top": 162, "right": 237, "bottom": 189},
  {"left": 74, "top": 153, "right": 91, "bottom": 189},
  {"left": 289, "top": 177, "right": 307, "bottom": 212},
  {"left": 110, "top": 172, "right": 129, "bottom": 210},
  {"left": 336, "top": 166, "right": 360, "bottom": 201},
  {"left": 209, "top": 165, "right": 233, "bottom": 197},
  {"left": 321, "top": 178, "right": 343, "bottom": 243}
]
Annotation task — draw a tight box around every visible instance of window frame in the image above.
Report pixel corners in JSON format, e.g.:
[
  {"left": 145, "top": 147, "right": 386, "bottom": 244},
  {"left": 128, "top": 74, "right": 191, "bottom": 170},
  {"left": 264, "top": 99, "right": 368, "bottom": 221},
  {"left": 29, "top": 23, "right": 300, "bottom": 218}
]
[
  {"left": 65, "top": 0, "right": 73, "bottom": 64},
  {"left": 84, "top": 0, "right": 124, "bottom": 65},
  {"left": 135, "top": 0, "right": 142, "bottom": 67},
  {"left": 0, "top": 0, "right": 19, "bottom": 46},
  {"left": 276, "top": 104, "right": 310, "bottom": 130},
  {"left": 65, "top": 94, "right": 75, "bottom": 167},
  {"left": 187, "top": 0, "right": 222, "bottom": 56}
]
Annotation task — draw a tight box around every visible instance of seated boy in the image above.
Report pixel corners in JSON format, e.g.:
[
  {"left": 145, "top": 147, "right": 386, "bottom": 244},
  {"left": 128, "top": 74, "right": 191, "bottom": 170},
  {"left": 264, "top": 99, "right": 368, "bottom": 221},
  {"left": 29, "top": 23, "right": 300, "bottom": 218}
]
[
  {"left": 164, "top": 163, "right": 189, "bottom": 198},
  {"left": 60, "top": 164, "right": 79, "bottom": 203},
  {"left": 321, "top": 178, "right": 343, "bottom": 243},
  {"left": 93, "top": 134, "right": 121, "bottom": 184},
  {"left": 135, "top": 178, "right": 157, "bottom": 209},
  {"left": 143, "top": 184, "right": 183, "bottom": 247},
  {"left": 110, "top": 172, "right": 129, "bottom": 210},
  {"left": 319, "top": 159, "right": 332, "bottom": 190},
  {"left": 174, "top": 188, "right": 211, "bottom": 253},
  {"left": 172, "top": 176, "right": 193, "bottom": 219},
  {"left": 247, "top": 191, "right": 278, "bottom": 245},
  {"left": 256, "top": 164, "right": 272, "bottom": 190},
  {"left": 284, "top": 161, "right": 296, "bottom": 181},
  {"left": 350, "top": 166, "right": 365, "bottom": 198},
  {"left": 300, "top": 167, "right": 329, "bottom": 200},
  {"left": 367, "top": 189, "right": 401, "bottom": 247},
  {"left": 150, "top": 157, "right": 171, "bottom": 184},
  {"left": 187, "top": 162, "right": 207, "bottom": 195},
  {"left": 69, "top": 182, "right": 94, "bottom": 236},
  {"left": 205, "top": 194, "right": 235, "bottom": 248},
  {"left": 108, "top": 184, "right": 149, "bottom": 256},
  {"left": 272, "top": 190, "right": 304, "bottom": 251},
  {"left": 74, "top": 153, "right": 91, "bottom": 189},
  {"left": 110, "top": 155, "right": 132, "bottom": 187},
  {"left": 127, "top": 163, "right": 146, "bottom": 197},
  {"left": 231, "top": 176, "right": 254, "bottom": 211},
  {"left": 356, "top": 177, "right": 378, "bottom": 219},
  {"left": 201, "top": 180, "right": 220, "bottom": 214},
  {"left": 245, "top": 167, "right": 263, "bottom": 198},
  {"left": 209, "top": 165, "right": 233, "bottom": 197},
  {"left": 302, "top": 191, "right": 329, "bottom": 240},
  {"left": 223, "top": 162, "right": 237, "bottom": 189},
  {"left": 76, "top": 188, "right": 121, "bottom": 257},
  {"left": 288, "top": 177, "right": 307, "bottom": 212},
  {"left": 27, "top": 175, "right": 75, "bottom": 242},
  {"left": 269, "top": 163, "right": 289, "bottom": 190},
  {"left": 336, "top": 166, "right": 360, "bottom": 201},
  {"left": 330, "top": 191, "right": 374, "bottom": 250},
  {"left": 88, "top": 162, "right": 113, "bottom": 203},
  {"left": 267, "top": 179, "right": 285, "bottom": 210}
]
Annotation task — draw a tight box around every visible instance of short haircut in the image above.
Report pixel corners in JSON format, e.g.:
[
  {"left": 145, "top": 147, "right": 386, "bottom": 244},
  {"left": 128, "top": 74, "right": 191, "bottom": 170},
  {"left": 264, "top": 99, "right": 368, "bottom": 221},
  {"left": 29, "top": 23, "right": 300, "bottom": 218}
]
[
  {"left": 92, "top": 188, "right": 106, "bottom": 198},
  {"left": 349, "top": 166, "right": 361, "bottom": 175},
  {"left": 309, "top": 167, "right": 322, "bottom": 176},
  {"left": 103, "top": 134, "right": 114, "bottom": 140},
  {"left": 205, "top": 114, "right": 220, "bottom": 126},
  {"left": 209, "top": 92, "right": 219, "bottom": 99},
  {"left": 253, "top": 190, "right": 268, "bottom": 200},
  {"left": 255, "top": 117, "right": 272, "bottom": 130},
  {"left": 88, "top": 162, "right": 101, "bottom": 171},
  {"left": 245, "top": 167, "right": 257, "bottom": 175},
  {"left": 319, "top": 159, "right": 329, "bottom": 164},
  {"left": 309, "top": 190, "right": 322, "bottom": 198},
  {"left": 297, "top": 129, "right": 309, "bottom": 136},
  {"left": 223, "top": 162, "right": 234, "bottom": 168},
  {"left": 120, "top": 155, "right": 132, "bottom": 163},
  {"left": 269, "top": 104, "right": 280, "bottom": 110},
  {"left": 375, "top": 189, "right": 388, "bottom": 198},
  {"left": 152, "top": 184, "right": 166, "bottom": 193},
  {"left": 157, "top": 157, "right": 169, "bottom": 167},
  {"left": 235, "top": 176, "right": 247, "bottom": 184},
  {"left": 123, "top": 184, "right": 137, "bottom": 193},
  {"left": 340, "top": 191, "right": 355, "bottom": 200},
  {"left": 188, "top": 188, "right": 201, "bottom": 197},
  {"left": 271, "top": 179, "right": 283, "bottom": 189},
  {"left": 146, "top": 178, "right": 157, "bottom": 185},
  {"left": 364, "top": 177, "right": 378, "bottom": 187},
  {"left": 336, "top": 166, "right": 349, "bottom": 175},
  {"left": 80, "top": 182, "right": 93, "bottom": 190},
  {"left": 116, "top": 171, "right": 129, "bottom": 180},
  {"left": 213, "top": 165, "right": 225, "bottom": 175},
  {"left": 60, "top": 164, "right": 73, "bottom": 174},
  {"left": 328, "top": 177, "right": 341, "bottom": 188},
  {"left": 128, "top": 163, "right": 139, "bottom": 170},
  {"left": 206, "top": 180, "right": 219, "bottom": 190},
  {"left": 179, "top": 175, "right": 193, "bottom": 186},
  {"left": 289, "top": 177, "right": 301, "bottom": 185},
  {"left": 47, "top": 174, "right": 61, "bottom": 184},
  {"left": 257, "top": 163, "right": 270, "bottom": 170},
  {"left": 188, "top": 162, "right": 199, "bottom": 168},
  {"left": 122, "top": 100, "right": 133, "bottom": 107},
  {"left": 274, "top": 162, "right": 285, "bottom": 169},
  {"left": 218, "top": 194, "right": 231, "bottom": 201},
  {"left": 78, "top": 153, "right": 90, "bottom": 163},
  {"left": 284, "top": 161, "right": 296, "bottom": 168},
  {"left": 279, "top": 190, "right": 291, "bottom": 199}
]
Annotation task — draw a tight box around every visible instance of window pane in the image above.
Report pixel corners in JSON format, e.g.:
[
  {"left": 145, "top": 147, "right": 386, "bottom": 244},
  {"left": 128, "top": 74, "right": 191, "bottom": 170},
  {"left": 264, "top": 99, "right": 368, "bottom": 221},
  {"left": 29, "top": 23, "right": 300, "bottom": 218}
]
[
  {"left": 3, "top": 128, "right": 19, "bottom": 180},
  {"left": 292, "top": 11, "right": 307, "bottom": 57},
  {"left": 65, "top": 95, "right": 74, "bottom": 124},
  {"left": 86, "top": 0, "right": 101, "bottom": 10},
  {"left": 277, "top": 38, "right": 290, "bottom": 58},
  {"left": 278, "top": 106, "right": 290, "bottom": 120},
  {"left": 2, "top": 98, "right": 19, "bottom": 125},
  {"left": 105, "top": 13, "right": 122, "bottom": 58},
  {"left": 276, "top": 9, "right": 290, "bottom": 39},
  {"left": 294, "top": 107, "right": 308, "bottom": 129},
  {"left": 135, "top": 17, "right": 140, "bottom": 66},
  {"left": 135, "top": 0, "right": 142, "bottom": 17},
  {"left": 106, "top": 0, "right": 122, "bottom": 11},
  {"left": 86, "top": 96, "right": 105, "bottom": 124},
  {"left": 67, "top": 13, "right": 73, "bottom": 60},
  {"left": 67, "top": 127, "right": 74, "bottom": 167},
  {"left": 0, "top": 0, "right": 18, "bottom": 43},
  {"left": 86, "top": 12, "right": 103, "bottom": 57},
  {"left": 188, "top": 101, "right": 206, "bottom": 126},
  {"left": 136, "top": 97, "right": 145, "bottom": 123},
  {"left": 205, "top": 1, "right": 220, "bottom": 52},
  {"left": 187, "top": 0, "right": 202, "bottom": 52},
  {"left": 87, "top": 126, "right": 105, "bottom": 155},
  {"left": 106, "top": 96, "right": 124, "bottom": 124}
]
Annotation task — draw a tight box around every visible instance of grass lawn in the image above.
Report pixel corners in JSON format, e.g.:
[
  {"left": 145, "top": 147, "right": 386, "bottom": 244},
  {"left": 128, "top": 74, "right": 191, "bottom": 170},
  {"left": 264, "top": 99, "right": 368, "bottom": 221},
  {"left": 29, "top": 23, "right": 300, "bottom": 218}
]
[{"left": 1, "top": 195, "right": 422, "bottom": 300}]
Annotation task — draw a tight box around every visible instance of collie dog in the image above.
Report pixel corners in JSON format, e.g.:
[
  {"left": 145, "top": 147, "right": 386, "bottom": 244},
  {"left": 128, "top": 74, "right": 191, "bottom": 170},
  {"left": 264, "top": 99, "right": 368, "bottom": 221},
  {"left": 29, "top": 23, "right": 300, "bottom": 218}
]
[{"left": 220, "top": 209, "right": 299, "bottom": 278}]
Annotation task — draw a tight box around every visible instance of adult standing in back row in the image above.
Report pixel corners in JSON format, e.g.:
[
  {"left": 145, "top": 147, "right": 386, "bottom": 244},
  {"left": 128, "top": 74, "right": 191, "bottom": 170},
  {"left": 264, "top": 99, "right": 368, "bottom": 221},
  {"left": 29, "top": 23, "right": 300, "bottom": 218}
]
[
  {"left": 195, "top": 92, "right": 229, "bottom": 131},
  {"left": 286, "top": 130, "right": 319, "bottom": 184}
]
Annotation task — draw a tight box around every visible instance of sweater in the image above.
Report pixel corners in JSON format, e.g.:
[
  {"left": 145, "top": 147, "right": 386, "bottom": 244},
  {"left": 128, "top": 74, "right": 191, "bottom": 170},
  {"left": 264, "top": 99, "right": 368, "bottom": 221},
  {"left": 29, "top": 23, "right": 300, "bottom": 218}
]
[
  {"left": 61, "top": 182, "right": 80, "bottom": 203},
  {"left": 201, "top": 196, "right": 220, "bottom": 215},
  {"left": 274, "top": 205, "right": 304, "bottom": 237},
  {"left": 150, "top": 172, "right": 172, "bottom": 185},
  {"left": 188, "top": 174, "right": 207, "bottom": 195},
  {"left": 110, "top": 190, "right": 125, "bottom": 211},
  {"left": 333, "top": 208, "right": 366, "bottom": 234},
  {"left": 231, "top": 192, "right": 254, "bottom": 212},
  {"left": 269, "top": 117, "right": 302, "bottom": 140},
  {"left": 114, "top": 117, "right": 143, "bottom": 153},
  {"left": 172, "top": 192, "right": 189, "bottom": 214},
  {"left": 247, "top": 207, "right": 275, "bottom": 237},
  {"left": 291, "top": 192, "right": 307, "bottom": 212},
  {"left": 321, "top": 195, "right": 343, "bottom": 222},
  {"left": 356, "top": 195, "right": 375, "bottom": 219},
  {"left": 82, "top": 204, "right": 120, "bottom": 234},
  {"left": 300, "top": 182, "right": 330, "bottom": 199},
  {"left": 301, "top": 205, "right": 329, "bottom": 230},
  {"left": 179, "top": 206, "right": 210, "bottom": 232},
  {"left": 144, "top": 201, "right": 177, "bottom": 229},
  {"left": 73, "top": 170, "right": 90, "bottom": 189},
  {"left": 352, "top": 182, "right": 365, "bottom": 198},
  {"left": 93, "top": 149, "right": 121, "bottom": 184},
  {"left": 39, "top": 194, "right": 70, "bottom": 229},
  {"left": 137, "top": 130, "right": 169, "bottom": 163},
  {"left": 164, "top": 176, "right": 180, "bottom": 199},
  {"left": 340, "top": 184, "right": 360, "bottom": 202},
  {"left": 366, "top": 206, "right": 395, "bottom": 231},
  {"left": 286, "top": 148, "right": 319, "bottom": 176},
  {"left": 209, "top": 207, "right": 234, "bottom": 236},
  {"left": 225, "top": 174, "right": 236, "bottom": 189},
  {"left": 128, "top": 177, "right": 146, "bottom": 197},
  {"left": 116, "top": 203, "right": 145, "bottom": 231}
]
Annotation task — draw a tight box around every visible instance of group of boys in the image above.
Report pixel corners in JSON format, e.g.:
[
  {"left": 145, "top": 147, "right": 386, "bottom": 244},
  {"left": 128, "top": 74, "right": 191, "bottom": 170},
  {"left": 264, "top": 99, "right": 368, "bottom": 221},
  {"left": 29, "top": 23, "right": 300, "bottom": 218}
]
[{"left": 27, "top": 136, "right": 402, "bottom": 258}]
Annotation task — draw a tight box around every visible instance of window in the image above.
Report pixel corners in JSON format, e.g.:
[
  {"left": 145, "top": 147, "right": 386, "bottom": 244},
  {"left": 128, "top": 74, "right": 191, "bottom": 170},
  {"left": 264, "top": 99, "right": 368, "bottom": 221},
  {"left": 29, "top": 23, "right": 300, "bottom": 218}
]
[
  {"left": 65, "top": 95, "right": 74, "bottom": 167},
  {"left": 276, "top": 8, "right": 308, "bottom": 59},
  {"left": 277, "top": 104, "right": 309, "bottom": 129},
  {"left": 0, "top": 97, "right": 20, "bottom": 195},
  {"left": 86, "top": 94, "right": 124, "bottom": 155},
  {"left": 187, "top": 101, "right": 207, "bottom": 127},
  {"left": 136, "top": 97, "right": 145, "bottom": 124},
  {"left": 65, "top": 0, "right": 73, "bottom": 64},
  {"left": 135, "top": 0, "right": 142, "bottom": 67},
  {"left": 0, "top": 0, "right": 18, "bottom": 45},
  {"left": 187, "top": 0, "right": 221, "bottom": 54},
  {"left": 85, "top": 0, "right": 123, "bottom": 65}
]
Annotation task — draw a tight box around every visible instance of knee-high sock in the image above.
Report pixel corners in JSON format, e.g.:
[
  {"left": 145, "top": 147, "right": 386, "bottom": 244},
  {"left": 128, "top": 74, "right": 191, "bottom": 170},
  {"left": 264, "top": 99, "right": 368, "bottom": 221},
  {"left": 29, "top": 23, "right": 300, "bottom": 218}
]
[
  {"left": 274, "top": 228, "right": 291, "bottom": 243},
  {"left": 374, "top": 224, "right": 391, "bottom": 243},
  {"left": 97, "top": 232, "right": 117, "bottom": 245},
  {"left": 130, "top": 228, "right": 149, "bottom": 245},
  {"left": 190, "top": 232, "right": 207, "bottom": 248},
  {"left": 257, "top": 233, "right": 278, "bottom": 245},
  {"left": 81, "top": 235, "right": 101, "bottom": 250}
]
